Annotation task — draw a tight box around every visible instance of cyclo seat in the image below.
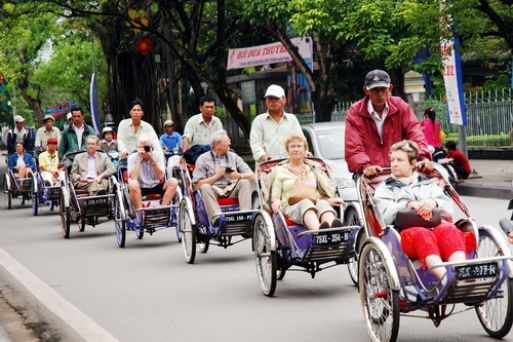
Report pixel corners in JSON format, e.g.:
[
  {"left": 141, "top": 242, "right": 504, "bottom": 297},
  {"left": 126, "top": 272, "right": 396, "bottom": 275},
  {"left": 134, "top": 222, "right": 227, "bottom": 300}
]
[{"left": 218, "top": 197, "right": 238, "bottom": 205}]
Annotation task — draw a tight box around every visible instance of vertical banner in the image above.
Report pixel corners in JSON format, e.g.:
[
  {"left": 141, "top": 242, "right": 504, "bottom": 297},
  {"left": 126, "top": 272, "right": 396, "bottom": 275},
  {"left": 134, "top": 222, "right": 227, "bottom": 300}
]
[
  {"left": 440, "top": 15, "right": 467, "bottom": 126},
  {"left": 89, "top": 73, "right": 101, "bottom": 135}
]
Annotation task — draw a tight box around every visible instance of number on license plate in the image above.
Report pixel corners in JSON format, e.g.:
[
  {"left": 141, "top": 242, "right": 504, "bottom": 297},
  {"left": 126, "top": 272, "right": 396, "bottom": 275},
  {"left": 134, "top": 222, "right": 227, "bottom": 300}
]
[
  {"left": 225, "top": 213, "right": 253, "bottom": 222},
  {"left": 455, "top": 262, "right": 499, "bottom": 280},
  {"left": 315, "top": 232, "right": 348, "bottom": 245}
]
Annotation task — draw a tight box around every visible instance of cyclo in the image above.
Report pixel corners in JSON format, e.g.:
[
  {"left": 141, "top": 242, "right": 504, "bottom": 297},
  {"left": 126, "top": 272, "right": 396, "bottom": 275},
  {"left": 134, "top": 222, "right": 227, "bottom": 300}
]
[
  {"left": 174, "top": 155, "right": 263, "bottom": 264},
  {"left": 3, "top": 154, "right": 36, "bottom": 210},
  {"left": 110, "top": 153, "right": 181, "bottom": 248},
  {"left": 252, "top": 158, "right": 363, "bottom": 297},
  {"left": 59, "top": 150, "right": 115, "bottom": 238},
  {"left": 356, "top": 166, "right": 513, "bottom": 342},
  {"left": 31, "top": 148, "right": 62, "bottom": 216}
]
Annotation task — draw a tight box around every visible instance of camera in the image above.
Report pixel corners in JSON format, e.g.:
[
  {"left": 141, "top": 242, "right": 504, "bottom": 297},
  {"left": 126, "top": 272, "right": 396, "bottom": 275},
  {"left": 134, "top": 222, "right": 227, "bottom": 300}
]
[
  {"left": 143, "top": 146, "right": 153, "bottom": 152},
  {"left": 225, "top": 166, "right": 234, "bottom": 173}
]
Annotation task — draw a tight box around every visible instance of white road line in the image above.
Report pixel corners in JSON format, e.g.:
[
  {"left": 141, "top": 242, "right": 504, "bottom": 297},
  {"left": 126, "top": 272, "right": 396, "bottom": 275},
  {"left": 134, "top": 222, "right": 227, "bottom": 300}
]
[{"left": 0, "top": 248, "right": 118, "bottom": 342}]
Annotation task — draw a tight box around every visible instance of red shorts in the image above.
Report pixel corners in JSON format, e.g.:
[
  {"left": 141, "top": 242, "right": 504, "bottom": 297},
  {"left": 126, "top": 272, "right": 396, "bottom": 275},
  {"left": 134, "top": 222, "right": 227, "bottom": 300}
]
[{"left": 400, "top": 222, "right": 465, "bottom": 267}]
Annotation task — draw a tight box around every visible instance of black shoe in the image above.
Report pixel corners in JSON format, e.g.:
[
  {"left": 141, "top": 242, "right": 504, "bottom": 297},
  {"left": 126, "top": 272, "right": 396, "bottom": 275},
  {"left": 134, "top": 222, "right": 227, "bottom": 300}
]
[
  {"left": 319, "top": 221, "right": 330, "bottom": 229},
  {"left": 331, "top": 218, "right": 343, "bottom": 228}
]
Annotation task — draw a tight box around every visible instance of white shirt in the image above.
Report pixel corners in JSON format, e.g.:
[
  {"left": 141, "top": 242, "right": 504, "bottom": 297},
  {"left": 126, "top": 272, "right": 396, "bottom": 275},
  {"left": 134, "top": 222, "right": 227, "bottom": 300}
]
[
  {"left": 249, "top": 111, "right": 304, "bottom": 161},
  {"left": 367, "top": 100, "right": 389, "bottom": 140},
  {"left": 72, "top": 124, "right": 85, "bottom": 149},
  {"left": 14, "top": 127, "right": 27, "bottom": 144},
  {"left": 117, "top": 119, "right": 161, "bottom": 154},
  {"left": 182, "top": 114, "right": 223, "bottom": 146},
  {"left": 86, "top": 154, "right": 97, "bottom": 179},
  {"left": 127, "top": 151, "right": 165, "bottom": 188},
  {"left": 16, "top": 153, "right": 26, "bottom": 167}
]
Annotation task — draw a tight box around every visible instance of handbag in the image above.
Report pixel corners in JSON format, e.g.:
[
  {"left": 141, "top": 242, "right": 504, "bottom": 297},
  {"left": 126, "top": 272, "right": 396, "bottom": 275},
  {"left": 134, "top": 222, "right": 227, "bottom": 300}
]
[
  {"left": 287, "top": 173, "right": 318, "bottom": 206},
  {"left": 439, "top": 130, "right": 446, "bottom": 141},
  {"left": 394, "top": 208, "right": 442, "bottom": 231}
]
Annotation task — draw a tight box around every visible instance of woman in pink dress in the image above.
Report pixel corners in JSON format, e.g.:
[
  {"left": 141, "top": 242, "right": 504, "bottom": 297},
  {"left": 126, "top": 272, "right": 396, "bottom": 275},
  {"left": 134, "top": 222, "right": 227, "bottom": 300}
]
[{"left": 422, "top": 107, "right": 443, "bottom": 161}]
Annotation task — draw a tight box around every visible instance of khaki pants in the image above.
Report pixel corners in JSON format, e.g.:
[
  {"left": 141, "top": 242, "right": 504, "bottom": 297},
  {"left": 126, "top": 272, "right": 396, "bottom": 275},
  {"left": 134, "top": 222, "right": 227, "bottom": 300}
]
[
  {"left": 199, "top": 180, "right": 252, "bottom": 222},
  {"left": 74, "top": 179, "right": 109, "bottom": 195}
]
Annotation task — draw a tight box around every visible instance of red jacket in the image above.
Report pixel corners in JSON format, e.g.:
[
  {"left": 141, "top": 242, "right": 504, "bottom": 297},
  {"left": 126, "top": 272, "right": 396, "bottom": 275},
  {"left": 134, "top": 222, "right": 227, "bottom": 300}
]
[{"left": 345, "top": 96, "right": 431, "bottom": 173}]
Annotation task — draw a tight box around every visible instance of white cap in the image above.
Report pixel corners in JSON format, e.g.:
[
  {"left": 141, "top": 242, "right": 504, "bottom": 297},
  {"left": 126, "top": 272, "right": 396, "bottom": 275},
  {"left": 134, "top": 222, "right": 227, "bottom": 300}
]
[
  {"left": 163, "top": 119, "right": 174, "bottom": 127},
  {"left": 14, "top": 115, "right": 25, "bottom": 123},
  {"left": 264, "top": 84, "right": 285, "bottom": 98},
  {"left": 66, "top": 112, "right": 72, "bottom": 120}
]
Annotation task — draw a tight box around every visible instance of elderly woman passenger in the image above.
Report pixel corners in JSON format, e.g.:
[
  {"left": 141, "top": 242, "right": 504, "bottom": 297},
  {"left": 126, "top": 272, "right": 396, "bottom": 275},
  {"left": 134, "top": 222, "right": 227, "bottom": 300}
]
[
  {"left": 271, "top": 134, "right": 344, "bottom": 230},
  {"left": 8, "top": 142, "right": 36, "bottom": 178},
  {"left": 373, "top": 140, "right": 466, "bottom": 280}
]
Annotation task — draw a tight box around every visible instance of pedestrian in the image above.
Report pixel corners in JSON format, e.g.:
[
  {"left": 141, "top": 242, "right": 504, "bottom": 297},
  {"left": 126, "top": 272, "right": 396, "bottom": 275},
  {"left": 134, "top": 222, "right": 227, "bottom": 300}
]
[
  {"left": 117, "top": 98, "right": 161, "bottom": 158},
  {"left": 182, "top": 95, "right": 223, "bottom": 152},
  {"left": 422, "top": 107, "right": 444, "bottom": 161},
  {"left": 35, "top": 114, "right": 61, "bottom": 149},
  {"left": 250, "top": 84, "right": 304, "bottom": 162},
  {"left": 58, "top": 106, "right": 96, "bottom": 159},
  {"left": 160, "top": 119, "right": 182, "bottom": 152},
  {"left": 6, "top": 115, "right": 35, "bottom": 156},
  {"left": 345, "top": 69, "right": 431, "bottom": 177},
  {"left": 444, "top": 140, "right": 471, "bottom": 180}
]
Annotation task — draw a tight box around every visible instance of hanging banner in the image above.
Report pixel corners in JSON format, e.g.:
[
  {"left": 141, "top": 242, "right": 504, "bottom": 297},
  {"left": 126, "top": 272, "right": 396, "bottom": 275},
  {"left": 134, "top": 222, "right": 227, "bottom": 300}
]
[
  {"left": 227, "top": 37, "right": 313, "bottom": 70},
  {"left": 441, "top": 36, "right": 466, "bottom": 125},
  {"left": 89, "top": 73, "right": 101, "bottom": 135}
]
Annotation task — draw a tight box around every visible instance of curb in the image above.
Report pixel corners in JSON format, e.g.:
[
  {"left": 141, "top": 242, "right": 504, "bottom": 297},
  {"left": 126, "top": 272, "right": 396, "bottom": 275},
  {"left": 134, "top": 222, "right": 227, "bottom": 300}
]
[{"left": 455, "top": 183, "right": 512, "bottom": 200}]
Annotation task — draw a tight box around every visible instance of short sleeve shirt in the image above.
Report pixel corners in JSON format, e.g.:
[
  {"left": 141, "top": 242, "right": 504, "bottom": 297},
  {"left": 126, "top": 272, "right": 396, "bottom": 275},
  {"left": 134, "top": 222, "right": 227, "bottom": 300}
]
[
  {"left": 127, "top": 151, "right": 166, "bottom": 188},
  {"left": 35, "top": 127, "right": 61, "bottom": 148},
  {"left": 192, "top": 151, "right": 252, "bottom": 186},
  {"left": 38, "top": 151, "right": 59, "bottom": 172},
  {"left": 182, "top": 114, "right": 223, "bottom": 146},
  {"left": 160, "top": 132, "right": 183, "bottom": 150},
  {"left": 117, "top": 119, "right": 162, "bottom": 154}
]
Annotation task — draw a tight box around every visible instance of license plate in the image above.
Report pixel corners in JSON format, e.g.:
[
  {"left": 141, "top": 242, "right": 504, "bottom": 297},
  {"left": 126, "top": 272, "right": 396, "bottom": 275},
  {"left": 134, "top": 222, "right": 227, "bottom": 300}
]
[
  {"left": 455, "top": 262, "right": 499, "bottom": 280},
  {"left": 315, "top": 231, "right": 349, "bottom": 245},
  {"left": 225, "top": 213, "right": 253, "bottom": 223},
  {"left": 87, "top": 198, "right": 108, "bottom": 206}
]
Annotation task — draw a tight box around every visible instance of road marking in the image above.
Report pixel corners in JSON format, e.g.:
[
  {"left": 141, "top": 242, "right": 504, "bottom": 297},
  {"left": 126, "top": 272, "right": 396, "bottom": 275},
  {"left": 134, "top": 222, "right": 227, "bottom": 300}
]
[{"left": 0, "top": 248, "right": 118, "bottom": 342}]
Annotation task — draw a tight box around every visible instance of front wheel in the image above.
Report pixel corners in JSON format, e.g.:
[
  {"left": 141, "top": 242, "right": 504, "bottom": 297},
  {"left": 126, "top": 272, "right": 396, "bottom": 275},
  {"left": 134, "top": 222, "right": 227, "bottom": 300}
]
[
  {"left": 359, "top": 241, "right": 400, "bottom": 342},
  {"left": 136, "top": 229, "right": 144, "bottom": 239},
  {"left": 114, "top": 191, "right": 126, "bottom": 248},
  {"left": 198, "top": 235, "right": 210, "bottom": 254},
  {"left": 253, "top": 213, "right": 277, "bottom": 297},
  {"left": 475, "top": 230, "right": 513, "bottom": 338},
  {"left": 60, "top": 198, "right": 71, "bottom": 239},
  {"left": 4, "top": 175, "right": 11, "bottom": 210},
  {"left": 31, "top": 180, "right": 38, "bottom": 216},
  {"left": 179, "top": 199, "right": 196, "bottom": 264}
]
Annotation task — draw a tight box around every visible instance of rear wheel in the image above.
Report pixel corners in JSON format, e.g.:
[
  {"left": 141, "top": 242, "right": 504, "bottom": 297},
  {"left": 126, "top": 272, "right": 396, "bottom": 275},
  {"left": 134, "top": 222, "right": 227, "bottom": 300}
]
[
  {"left": 345, "top": 206, "right": 362, "bottom": 286},
  {"left": 197, "top": 235, "right": 210, "bottom": 254},
  {"left": 179, "top": 200, "right": 196, "bottom": 264},
  {"left": 475, "top": 230, "right": 513, "bottom": 338},
  {"left": 60, "top": 194, "right": 71, "bottom": 239},
  {"left": 136, "top": 229, "right": 144, "bottom": 239},
  {"left": 253, "top": 213, "right": 277, "bottom": 297},
  {"left": 359, "top": 241, "right": 400, "bottom": 342},
  {"left": 79, "top": 218, "right": 86, "bottom": 232},
  {"left": 114, "top": 191, "right": 126, "bottom": 248}
]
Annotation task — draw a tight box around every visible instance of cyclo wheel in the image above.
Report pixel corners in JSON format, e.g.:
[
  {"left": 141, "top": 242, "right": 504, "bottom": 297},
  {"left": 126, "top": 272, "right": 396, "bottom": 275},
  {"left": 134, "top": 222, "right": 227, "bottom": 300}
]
[
  {"left": 179, "top": 199, "right": 196, "bottom": 264},
  {"left": 475, "top": 229, "right": 513, "bottom": 338},
  {"left": 345, "top": 206, "right": 362, "bottom": 286},
  {"left": 4, "top": 174, "right": 11, "bottom": 210},
  {"left": 253, "top": 213, "right": 277, "bottom": 297},
  {"left": 136, "top": 229, "right": 144, "bottom": 239},
  {"left": 60, "top": 193, "right": 71, "bottom": 239},
  {"left": 114, "top": 190, "right": 126, "bottom": 248},
  {"left": 277, "top": 268, "right": 286, "bottom": 281},
  {"left": 197, "top": 234, "right": 210, "bottom": 254},
  {"left": 359, "top": 239, "right": 400, "bottom": 342},
  {"left": 31, "top": 178, "right": 38, "bottom": 216}
]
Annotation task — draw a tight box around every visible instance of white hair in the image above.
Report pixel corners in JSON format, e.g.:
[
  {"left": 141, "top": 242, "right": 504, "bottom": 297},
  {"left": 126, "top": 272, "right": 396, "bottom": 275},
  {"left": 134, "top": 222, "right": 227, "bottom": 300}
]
[
  {"left": 137, "top": 134, "right": 153, "bottom": 147},
  {"left": 211, "top": 130, "right": 229, "bottom": 145}
]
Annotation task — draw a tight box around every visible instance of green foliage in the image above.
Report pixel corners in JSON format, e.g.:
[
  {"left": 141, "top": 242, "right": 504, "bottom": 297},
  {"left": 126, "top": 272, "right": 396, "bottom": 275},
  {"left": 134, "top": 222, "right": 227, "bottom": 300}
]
[{"left": 446, "top": 132, "right": 511, "bottom": 147}]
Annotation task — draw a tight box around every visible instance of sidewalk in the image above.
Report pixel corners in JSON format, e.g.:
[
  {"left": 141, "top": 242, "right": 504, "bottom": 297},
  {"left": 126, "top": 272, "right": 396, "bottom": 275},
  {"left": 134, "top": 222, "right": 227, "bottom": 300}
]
[{"left": 455, "top": 159, "right": 513, "bottom": 199}]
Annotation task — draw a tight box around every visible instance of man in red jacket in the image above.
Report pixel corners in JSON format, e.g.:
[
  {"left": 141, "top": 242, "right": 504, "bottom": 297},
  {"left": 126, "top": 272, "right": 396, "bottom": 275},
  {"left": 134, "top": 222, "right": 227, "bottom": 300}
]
[{"left": 345, "top": 70, "right": 431, "bottom": 177}]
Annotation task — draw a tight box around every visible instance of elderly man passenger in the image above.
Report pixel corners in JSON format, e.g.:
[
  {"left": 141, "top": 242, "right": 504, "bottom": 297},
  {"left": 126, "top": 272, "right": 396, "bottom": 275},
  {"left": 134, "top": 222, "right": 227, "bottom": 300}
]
[
  {"left": 271, "top": 134, "right": 344, "bottom": 230},
  {"left": 71, "top": 136, "right": 116, "bottom": 195},
  {"left": 192, "top": 130, "right": 255, "bottom": 226},
  {"left": 128, "top": 135, "right": 178, "bottom": 211}
]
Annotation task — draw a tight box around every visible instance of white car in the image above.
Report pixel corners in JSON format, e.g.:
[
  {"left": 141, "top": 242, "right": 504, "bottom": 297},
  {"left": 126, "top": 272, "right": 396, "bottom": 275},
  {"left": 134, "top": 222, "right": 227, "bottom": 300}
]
[{"left": 301, "top": 121, "right": 357, "bottom": 202}]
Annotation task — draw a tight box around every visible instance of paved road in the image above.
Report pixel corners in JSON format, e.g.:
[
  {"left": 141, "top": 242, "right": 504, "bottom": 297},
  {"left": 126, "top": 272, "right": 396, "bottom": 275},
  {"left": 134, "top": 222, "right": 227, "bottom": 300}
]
[{"left": 0, "top": 193, "right": 513, "bottom": 341}]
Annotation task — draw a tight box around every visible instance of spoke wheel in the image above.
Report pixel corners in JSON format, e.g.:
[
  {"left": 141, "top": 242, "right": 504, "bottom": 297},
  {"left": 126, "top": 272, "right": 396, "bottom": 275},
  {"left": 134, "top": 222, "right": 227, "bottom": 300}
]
[
  {"left": 136, "top": 229, "right": 144, "bottom": 239},
  {"left": 60, "top": 193, "right": 71, "bottom": 239},
  {"left": 31, "top": 180, "right": 38, "bottom": 216},
  {"left": 359, "top": 242, "right": 399, "bottom": 342},
  {"left": 253, "top": 213, "right": 277, "bottom": 297},
  {"left": 79, "top": 218, "right": 86, "bottom": 232},
  {"left": 475, "top": 231, "right": 513, "bottom": 338},
  {"left": 114, "top": 191, "right": 126, "bottom": 248},
  {"left": 197, "top": 234, "right": 210, "bottom": 254},
  {"left": 277, "top": 268, "right": 286, "bottom": 281},
  {"left": 179, "top": 200, "right": 196, "bottom": 264},
  {"left": 344, "top": 206, "right": 363, "bottom": 286},
  {"left": 4, "top": 175, "right": 11, "bottom": 209}
]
